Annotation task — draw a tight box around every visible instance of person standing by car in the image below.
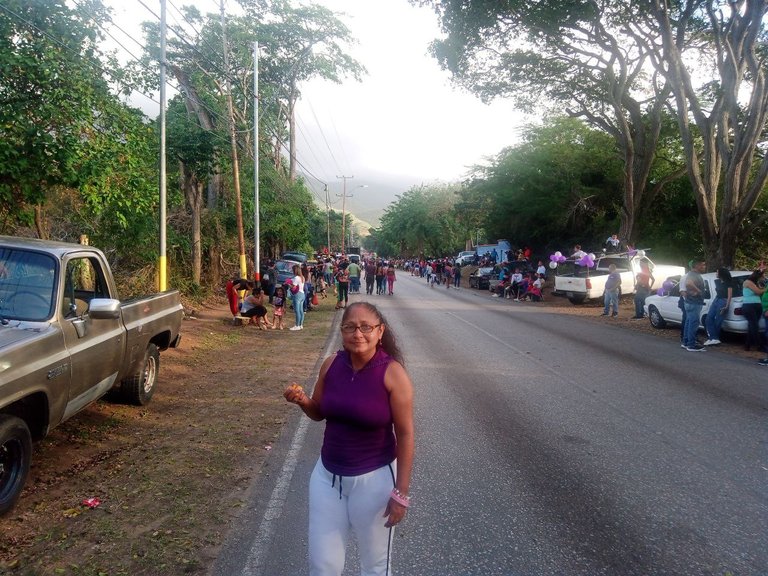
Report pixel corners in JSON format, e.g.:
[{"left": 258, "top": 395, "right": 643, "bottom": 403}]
[
  {"left": 741, "top": 269, "right": 765, "bottom": 351},
  {"left": 601, "top": 264, "right": 621, "bottom": 317},
  {"left": 683, "top": 259, "right": 707, "bottom": 351},
  {"left": 632, "top": 261, "right": 655, "bottom": 319},
  {"left": 283, "top": 302, "right": 415, "bottom": 576},
  {"left": 703, "top": 268, "right": 733, "bottom": 346}
]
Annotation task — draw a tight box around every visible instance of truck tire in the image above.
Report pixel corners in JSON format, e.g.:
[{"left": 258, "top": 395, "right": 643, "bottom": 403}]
[
  {"left": 0, "top": 415, "right": 32, "bottom": 516},
  {"left": 121, "top": 344, "right": 159, "bottom": 406},
  {"left": 568, "top": 295, "right": 586, "bottom": 304}
]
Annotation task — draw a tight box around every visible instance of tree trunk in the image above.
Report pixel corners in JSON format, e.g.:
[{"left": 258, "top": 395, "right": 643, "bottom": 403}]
[
  {"left": 172, "top": 65, "right": 222, "bottom": 209},
  {"left": 180, "top": 161, "right": 204, "bottom": 285},
  {"left": 651, "top": 1, "right": 768, "bottom": 269},
  {"left": 33, "top": 204, "right": 46, "bottom": 239}
]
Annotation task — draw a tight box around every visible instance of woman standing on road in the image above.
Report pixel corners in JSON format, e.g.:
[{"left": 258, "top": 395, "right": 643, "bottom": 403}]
[
  {"left": 741, "top": 269, "right": 764, "bottom": 351},
  {"left": 284, "top": 302, "right": 415, "bottom": 576},
  {"left": 703, "top": 268, "right": 733, "bottom": 346}
]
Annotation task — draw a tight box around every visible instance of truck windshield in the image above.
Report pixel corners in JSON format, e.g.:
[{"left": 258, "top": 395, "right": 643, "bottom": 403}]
[{"left": 0, "top": 248, "right": 57, "bottom": 321}]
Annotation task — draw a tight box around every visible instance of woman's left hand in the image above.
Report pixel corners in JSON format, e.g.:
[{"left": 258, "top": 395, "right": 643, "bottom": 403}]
[{"left": 383, "top": 498, "right": 407, "bottom": 528}]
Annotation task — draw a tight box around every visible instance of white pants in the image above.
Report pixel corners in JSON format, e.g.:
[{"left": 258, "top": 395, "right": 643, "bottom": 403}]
[{"left": 309, "top": 459, "right": 396, "bottom": 576}]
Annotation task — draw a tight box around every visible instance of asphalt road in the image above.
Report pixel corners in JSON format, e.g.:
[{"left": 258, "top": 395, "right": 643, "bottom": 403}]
[{"left": 212, "top": 274, "right": 768, "bottom": 576}]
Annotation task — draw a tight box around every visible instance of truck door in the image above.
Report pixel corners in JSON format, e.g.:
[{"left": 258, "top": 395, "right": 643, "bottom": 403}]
[{"left": 59, "top": 256, "right": 123, "bottom": 419}]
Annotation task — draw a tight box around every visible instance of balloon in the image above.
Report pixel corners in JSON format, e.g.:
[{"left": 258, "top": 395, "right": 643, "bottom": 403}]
[
  {"left": 549, "top": 261, "right": 558, "bottom": 269},
  {"left": 588, "top": 253, "right": 595, "bottom": 260},
  {"left": 550, "top": 254, "right": 558, "bottom": 261},
  {"left": 637, "top": 249, "right": 646, "bottom": 257},
  {"left": 578, "top": 254, "right": 595, "bottom": 268},
  {"left": 555, "top": 251, "right": 562, "bottom": 257}
]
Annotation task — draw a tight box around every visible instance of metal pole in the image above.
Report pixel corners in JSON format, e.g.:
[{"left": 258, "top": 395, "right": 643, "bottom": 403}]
[
  {"left": 325, "top": 184, "right": 330, "bottom": 253},
  {"left": 253, "top": 42, "right": 260, "bottom": 282},
  {"left": 337, "top": 175, "right": 352, "bottom": 255},
  {"left": 158, "top": 0, "right": 167, "bottom": 291}
]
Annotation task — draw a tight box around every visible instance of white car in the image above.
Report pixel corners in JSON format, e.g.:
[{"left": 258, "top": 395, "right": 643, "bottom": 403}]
[
  {"left": 455, "top": 251, "right": 475, "bottom": 266},
  {"left": 643, "top": 271, "right": 763, "bottom": 334}
]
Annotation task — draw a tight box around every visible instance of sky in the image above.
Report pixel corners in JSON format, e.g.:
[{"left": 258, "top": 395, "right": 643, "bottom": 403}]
[{"left": 104, "top": 0, "right": 527, "bottom": 227}]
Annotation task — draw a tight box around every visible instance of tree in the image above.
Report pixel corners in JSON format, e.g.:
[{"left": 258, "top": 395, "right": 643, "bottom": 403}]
[
  {"left": 239, "top": 0, "right": 366, "bottom": 180},
  {"left": 463, "top": 117, "right": 624, "bottom": 252},
  {"left": 643, "top": 0, "right": 768, "bottom": 267},
  {"left": 377, "top": 183, "right": 465, "bottom": 257},
  {"left": 167, "top": 97, "right": 219, "bottom": 285},
  {"left": 0, "top": 0, "right": 150, "bottom": 238},
  {"left": 417, "top": 0, "right": 686, "bottom": 243}
]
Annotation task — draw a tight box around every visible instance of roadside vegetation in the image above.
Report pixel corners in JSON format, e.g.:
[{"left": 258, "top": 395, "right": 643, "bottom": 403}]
[{"left": 3, "top": 1, "right": 768, "bottom": 296}]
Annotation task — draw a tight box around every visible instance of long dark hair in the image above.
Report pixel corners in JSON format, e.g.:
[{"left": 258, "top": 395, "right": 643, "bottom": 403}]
[
  {"left": 341, "top": 302, "right": 404, "bottom": 365},
  {"left": 747, "top": 269, "right": 764, "bottom": 284},
  {"left": 717, "top": 267, "right": 732, "bottom": 282}
]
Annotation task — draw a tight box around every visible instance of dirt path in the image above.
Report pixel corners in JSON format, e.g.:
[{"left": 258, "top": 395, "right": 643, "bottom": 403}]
[{"left": 0, "top": 285, "right": 755, "bottom": 575}]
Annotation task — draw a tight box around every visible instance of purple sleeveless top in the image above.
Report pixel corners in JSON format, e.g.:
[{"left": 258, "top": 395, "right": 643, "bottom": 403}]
[{"left": 320, "top": 348, "right": 396, "bottom": 476}]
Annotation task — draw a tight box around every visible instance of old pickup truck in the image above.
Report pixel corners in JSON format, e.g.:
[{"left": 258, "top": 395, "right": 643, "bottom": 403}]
[
  {"left": 552, "top": 252, "right": 685, "bottom": 304},
  {"left": 0, "top": 236, "right": 183, "bottom": 514}
]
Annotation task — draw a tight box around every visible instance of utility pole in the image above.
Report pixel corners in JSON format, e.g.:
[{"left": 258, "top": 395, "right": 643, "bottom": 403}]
[
  {"left": 158, "top": 0, "right": 167, "bottom": 290},
  {"left": 324, "top": 184, "right": 331, "bottom": 254},
  {"left": 253, "top": 42, "right": 260, "bottom": 282},
  {"left": 337, "top": 175, "right": 353, "bottom": 255},
  {"left": 221, "top": 0, "right": 247, "bottom": 280}
]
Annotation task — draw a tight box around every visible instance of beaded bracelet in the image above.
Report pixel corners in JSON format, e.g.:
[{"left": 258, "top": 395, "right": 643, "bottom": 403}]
[{"left": 390, "top": 488, "right": 410, "bottom": 508}]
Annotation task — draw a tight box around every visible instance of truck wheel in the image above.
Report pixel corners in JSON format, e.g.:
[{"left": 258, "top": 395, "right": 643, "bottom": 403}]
[
  {"left": 0, "top": 415, "right": 32, "bottom": 516},
  {"left": 121, "top": 344, "right": 159, "bottom": 406},
  {"left": 568, "top": 295, "right": 586, "bottom": 304},
  {"left": 648, "top": 305, "right": 666, "bottom": 329}
]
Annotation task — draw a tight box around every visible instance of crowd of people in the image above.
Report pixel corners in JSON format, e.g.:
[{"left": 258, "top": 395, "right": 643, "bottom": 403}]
[{"left": 227, "top": 255, "right": 403, "bottom": 332}]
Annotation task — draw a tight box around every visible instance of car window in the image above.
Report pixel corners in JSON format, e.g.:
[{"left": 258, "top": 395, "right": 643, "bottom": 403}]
[
  {"left": 0, "top": 248, "right": 57, "bottom": 321},
  {"left": 730, "top": 275, "right": 747, "bottom": 297}
]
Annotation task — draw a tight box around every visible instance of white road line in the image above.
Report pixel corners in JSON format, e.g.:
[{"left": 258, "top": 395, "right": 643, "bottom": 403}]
[{"left": 241, "top": 329, "right": 340, "bottom": 575}]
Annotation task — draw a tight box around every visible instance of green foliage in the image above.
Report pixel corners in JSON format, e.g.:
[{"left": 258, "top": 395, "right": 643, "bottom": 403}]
[
  {"left": 377, "top": 182, "right": 466, "bottom": 257},
  {"left": 462, "top": 117, "right": 623, "bottom": 253},
  {"left": 0, "top": 0, "right": 147, "bottom": 231}
]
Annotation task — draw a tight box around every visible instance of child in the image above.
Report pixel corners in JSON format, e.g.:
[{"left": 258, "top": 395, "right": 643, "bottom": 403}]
[
  {"left": 317, "top": 277, "right": 328, "bottom": 299},
  {"left": 271, "top": 286, "right": 286, "bottom": 330}
]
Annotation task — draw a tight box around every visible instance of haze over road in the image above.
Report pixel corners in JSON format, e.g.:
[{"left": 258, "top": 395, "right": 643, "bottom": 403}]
[{"left": 214, "top": 274, "right": 767, "bottom": 576}]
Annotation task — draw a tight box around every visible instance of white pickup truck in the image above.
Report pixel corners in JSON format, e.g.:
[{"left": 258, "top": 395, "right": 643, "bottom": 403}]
[{"left": 553, "top": 253, "right": 685, "bottom": 304}]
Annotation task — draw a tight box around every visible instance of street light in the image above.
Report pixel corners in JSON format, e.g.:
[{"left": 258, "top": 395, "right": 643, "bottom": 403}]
[{"left": 338, "top": 180, "right": 367, "bottom": 254}]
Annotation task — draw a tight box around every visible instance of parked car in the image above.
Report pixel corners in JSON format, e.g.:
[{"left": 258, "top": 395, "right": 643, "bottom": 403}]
[
  {"left": 281, "top": 251, "right": 307, "bottom": 263},
  {"left": 274, "top": 259, "right": 299, "bottom": 286},
  {"left": 469, "top": 266, "right": 494, "bottom": 289},
  {"left": 643, "top": 271, "right": 763, "bottom": 334},
  {"left": 455, "top": 251, "right": 475, "bottom": 266}
]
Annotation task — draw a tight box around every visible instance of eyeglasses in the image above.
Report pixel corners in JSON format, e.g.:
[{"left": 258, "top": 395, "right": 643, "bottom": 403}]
[{"left": 340, "top": 323, "right": 381, "bottom": 334}]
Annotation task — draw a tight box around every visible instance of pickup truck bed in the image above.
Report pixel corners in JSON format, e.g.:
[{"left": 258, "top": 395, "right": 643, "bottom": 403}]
[{"left": 553, "top": 254, "right": 685, "bottom": 304}]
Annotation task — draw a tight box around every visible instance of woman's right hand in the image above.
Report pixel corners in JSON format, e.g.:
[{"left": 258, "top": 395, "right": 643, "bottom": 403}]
[{"left": 284, "top": 383, "right": 307, "bottom": 406}]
